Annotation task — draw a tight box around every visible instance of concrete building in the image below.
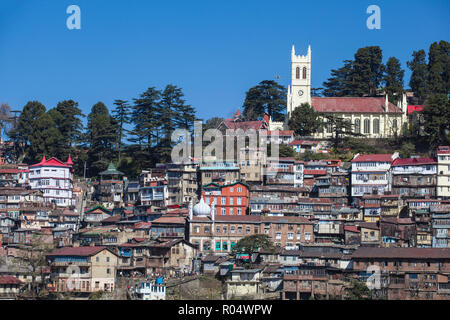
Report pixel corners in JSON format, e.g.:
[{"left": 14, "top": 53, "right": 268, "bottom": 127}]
[
  {"left": 166, "top": 162, "right": 199, "bottom": 206},
  {"left": 392, "top": 157, "right": 437, "bottom": 198},
  {"left": 46, "top": 246, "right": 118, "bottom": 293},
  {"left": 351, "top": 153, "right": 399, "bottom": 197},
  {"left": 437, "top": 146, "right": 450, "bottom": 199},
  {"left": 29, "top": 156, "right": 74, "bottom": 207}
]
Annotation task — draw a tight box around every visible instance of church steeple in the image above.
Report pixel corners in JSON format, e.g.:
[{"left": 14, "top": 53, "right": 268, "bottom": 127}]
[{"left": 287, "top": 44, "right": 312, "bottom": 116}]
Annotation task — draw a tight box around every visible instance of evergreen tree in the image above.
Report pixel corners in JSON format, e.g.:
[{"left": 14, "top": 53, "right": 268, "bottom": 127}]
[
  {"left": 10, "top": 101, "right": 46, "bottom": 150},
  {"left": 352, "top": 46, "right": 385, "bottom": 96},
  {"left": 427, "top": 41, "right": 450, "bottom": 95},
  {"left": 86, "top": 102, "right": 118, "bottom": 176},
  {"left": 383, "top": 57, "right": 404, "bottom": 104},
  {"left": 112, "top": 99, "right": 131, "bottom": 163},
  {"left": 323, "top": 114, "right": 362, "bottom": 149},
  {"left": 322, "top": 60, "right": 355, "bottom": 97},
  {"left": 422, "top": 93, "right": 450, "bottom": 147},
  {"left": 288, "top": 103, "right": 322, "bottom": 136},
  {"left": 243, "top": 80, "right": 286, "bottom": 121},
  {"left": 407, "top": 49, "right": 428, "bottom": 102},
  {"left": 131, "top": 87, "right": 161, "bottom": 151},
  {"left": 55, "top": 100, "right": 85, "bottom": 149},
  {"left": 28, "top": 112, "right": 64, "bottom": 163}
]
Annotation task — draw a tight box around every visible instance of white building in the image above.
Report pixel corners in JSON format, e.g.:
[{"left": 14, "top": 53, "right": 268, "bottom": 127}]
[
  {"left": 135, "top": 281, "right": 166, "bottom": 300},
  {"left": 437, "top": 146, "right": 450, "bottom": 199},
  {"left": 29, "top": 156, "right": 74, "bottom": 207},
  {"left": 285, "top": 44, "right": 408, "bottom": 139},
  {"left": 294, "top": 161, "right": 304, "bottom": 187},
  {"left": 351, "top": 153, "right": 399, "bottom": 197}
]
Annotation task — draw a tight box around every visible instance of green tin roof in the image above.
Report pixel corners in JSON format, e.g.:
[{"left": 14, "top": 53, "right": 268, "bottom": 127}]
[{"left": 99, "top": 161, "right": 124, "bottom": 176}]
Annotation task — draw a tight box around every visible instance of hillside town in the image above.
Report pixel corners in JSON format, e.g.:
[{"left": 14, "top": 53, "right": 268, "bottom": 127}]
[
  {"left": 0, "top": 135, "right": 449, "bottom": 300},
  {"left": 0, "top": 26, "right": 449, "bottom": 301}
]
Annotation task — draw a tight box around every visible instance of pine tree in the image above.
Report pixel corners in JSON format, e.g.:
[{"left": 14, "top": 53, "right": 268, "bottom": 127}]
[
  {"left": 243, "top": 80, "right": 286, "bottom": 121},
  {"left": 383, "top": 57, "right": 405, "bottom": 104},
  {"left": 322, "top": 60, "right": 354, "bottom": 97},
  {"left": 131, "top": 87, "right": 161, "bottom": 152},
  {"left": 28, "top": 112, "right": 64, "bottom": 163},
  {"left": 55, "top": 100, "right": 85, "bottom": 150},
  {"left": 427, "top": 41, "right": 449, "bottom": 95},
  {"left": 86, "top": 102, "right": 118, "bottom": 176},
  {"left": 407, "top": 49, "right": 428, "bottom": 102},
  {"left": 422, "top": 93, "right": 450, "bottom": 147},
  {"left": 112, "top": 99, "right": 131, "bottom": 163},
  {"left": 352, "top": 46, "right": 385, "bottom": 97},
  {"left": 288, "top": 103, "right": 323, "bottom": 136}
]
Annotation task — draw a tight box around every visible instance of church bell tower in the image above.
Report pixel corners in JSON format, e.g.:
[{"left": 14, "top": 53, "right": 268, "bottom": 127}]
[{"left": 287, "top": 44, "right": 312, "bottom": 117}]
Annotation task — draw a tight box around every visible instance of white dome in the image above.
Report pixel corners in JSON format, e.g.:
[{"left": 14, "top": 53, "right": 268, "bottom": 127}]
[{"left": 193, "top": 198, "right": 211, "bottom": 216}]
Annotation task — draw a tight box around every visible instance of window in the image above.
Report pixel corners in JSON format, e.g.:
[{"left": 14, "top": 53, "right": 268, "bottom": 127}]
[
  {"left": 216, "top": 226, "right": 221, "bottom": 234},
  {"left": 222, "top": 242, "right": 228, "bottom": 251},
  {"left": 246, "top": 227, "right": 250, "bottom": 234},
  {"left": 215, "top": 241, "right": 221, "bottom": 251},
  {"left": 194, "top": 226, "right": 200, "bottom": 233},
  {"left": 106, "top": 257, "right": 110, "bottom": 262},
  {"left": 223, "top": 226, "right": 227, "bottom": 234},
  {"left": 106, "top": 268, "right": 110, "bottom": 274},
  {"left": 221, "top": 197, "right": 226, "bottom": 205},
  {"left": 230, "top": 197, "right": 234, "bottom": 205},
  {"left": 373, "top": 119, "right": 379, "bottom": 134},
  {"left": 230, "top": 242, "right": 235, "bottom": 250},
  {"left": 364, "top": 119, "right": 370, "bottom": 134},
  {"left": 96, "top": 257, "right": 99, "bottom": 262},
  {"left": 221, "top": 208, "right": 226, "bottom": 215},
  {"left": 238, "top": 226, "right": 242, "bottom": 233},
  {"left": 296, "top": 66, "right": 300, "bottom": 79},
  {"left": 230, "top": 208, "right": 234, "bottom": 215},
  {"left": 288, "top": 233, "right": 294, "bottom": 240},
  {"left": 237, "top": 197, "right": 242, "bottom": 205},
  {"left": 276, "top": 233, "right": 281, "bottom": 240},
  {"left": 231, "top": 226, "right": 235, "bottom": 234},
  {"left": 303, "top": 67, "right": 307, "bottom": 79},
  {"left": 237, "top": 208, "right": 242, "bottom": 215},
  {"left": 354, "top": 119, "right": 361, "bottom": 134}
]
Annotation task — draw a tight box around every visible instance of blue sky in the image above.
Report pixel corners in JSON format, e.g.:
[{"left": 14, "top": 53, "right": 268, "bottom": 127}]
[{"left": 0, "top": 0, "right": 448, "bottom": 125}]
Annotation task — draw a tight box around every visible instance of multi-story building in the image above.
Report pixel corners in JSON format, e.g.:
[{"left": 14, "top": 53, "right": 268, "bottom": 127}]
[
  {"left": 239, "top": 147, "right": 266, "bottom": 185},
  {"left": 437, "top": 146, "right": 450, "bottom": 199},
  {"left": 187, "top": 204, "right": 314, "bottom": 254},
  {"left": 199, "top": 161, "right": 240, "bottom": 186},
  {"left": 351, "top": 153, "right": 399, "bottom": 198},
  {"left": 97, "top": 162, "right": 124, "bottom": 208},
  {"left": 46, "top": 246, "right": 118, "bottom": 293},
  {"left": 351, "top": 247, "right": 450, "bottom": 300},
  {"left": 139, "top": 180, "right": 168, "bottom": 209},
  {"left": 265, "top": 157, "right": 296, "bottom": 186},
  {"left": 166, "top": 161, "right": 199, "bottom": 206},
  {"left": 392, "top": 157, "right": 437, "bottom": 198},
  {"left": 29, "top": 156, "right": 74, "bottom": 207},
  {"left": 202, "top": 181, "right": 249, "bottom": 216},
  {"left": 431, "top": 204, "right": 450, "bottom": 248}
]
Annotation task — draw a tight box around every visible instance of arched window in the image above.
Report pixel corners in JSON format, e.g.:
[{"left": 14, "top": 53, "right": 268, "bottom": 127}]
[
  {"left": 393, "top": 119, "right": 398, "bottom": 129},
  {"left": 203, "top": 241, "right": 211, "bottom": 251},
  {"left": 296, "top": 67, "right": 300, "bottom": 79},
  {"left": 364, "top": 119, "right": 370, "bottom": 134},
  {"left": 373, "top": 119, "right": 380, "bottom": 134},
  {"left": 354, "top": 119, "right": 361, "bottom": 134},
  {"left": 303, "top": 67, "right": 307, "bottom": 79}
]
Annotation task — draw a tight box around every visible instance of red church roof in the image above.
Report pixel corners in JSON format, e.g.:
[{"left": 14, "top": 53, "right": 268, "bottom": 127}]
[{"left": 311, "top": 97, "right": 403, "bottom": 114}]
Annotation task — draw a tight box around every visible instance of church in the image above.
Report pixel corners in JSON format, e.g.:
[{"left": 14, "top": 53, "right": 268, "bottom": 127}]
[{"left": 282, "top": 45, "right": 409, "bottom": 139}]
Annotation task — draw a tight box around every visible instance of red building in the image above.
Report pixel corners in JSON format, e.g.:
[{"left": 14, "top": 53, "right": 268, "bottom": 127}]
[{"left": 201, "top": 181, "right": 249, "bottom": 216}]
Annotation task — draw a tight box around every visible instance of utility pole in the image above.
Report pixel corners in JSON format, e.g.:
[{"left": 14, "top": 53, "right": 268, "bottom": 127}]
[{"left": 83, "top": 161, "right": 86, "bottom": 179}]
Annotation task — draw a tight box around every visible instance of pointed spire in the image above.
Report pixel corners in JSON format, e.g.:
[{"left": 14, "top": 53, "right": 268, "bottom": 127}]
[
  {"left": 66, "top": 155, "right": 73, "bottom": 166},
  {"left": 41, "top": 155, "right": 46, "bottom": 163},
  {"left": 291, "top": 44, "right": 295, "bottom": 57},
  {"left": 307, "top": 45, "right": 311, "bottom": 57}
]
